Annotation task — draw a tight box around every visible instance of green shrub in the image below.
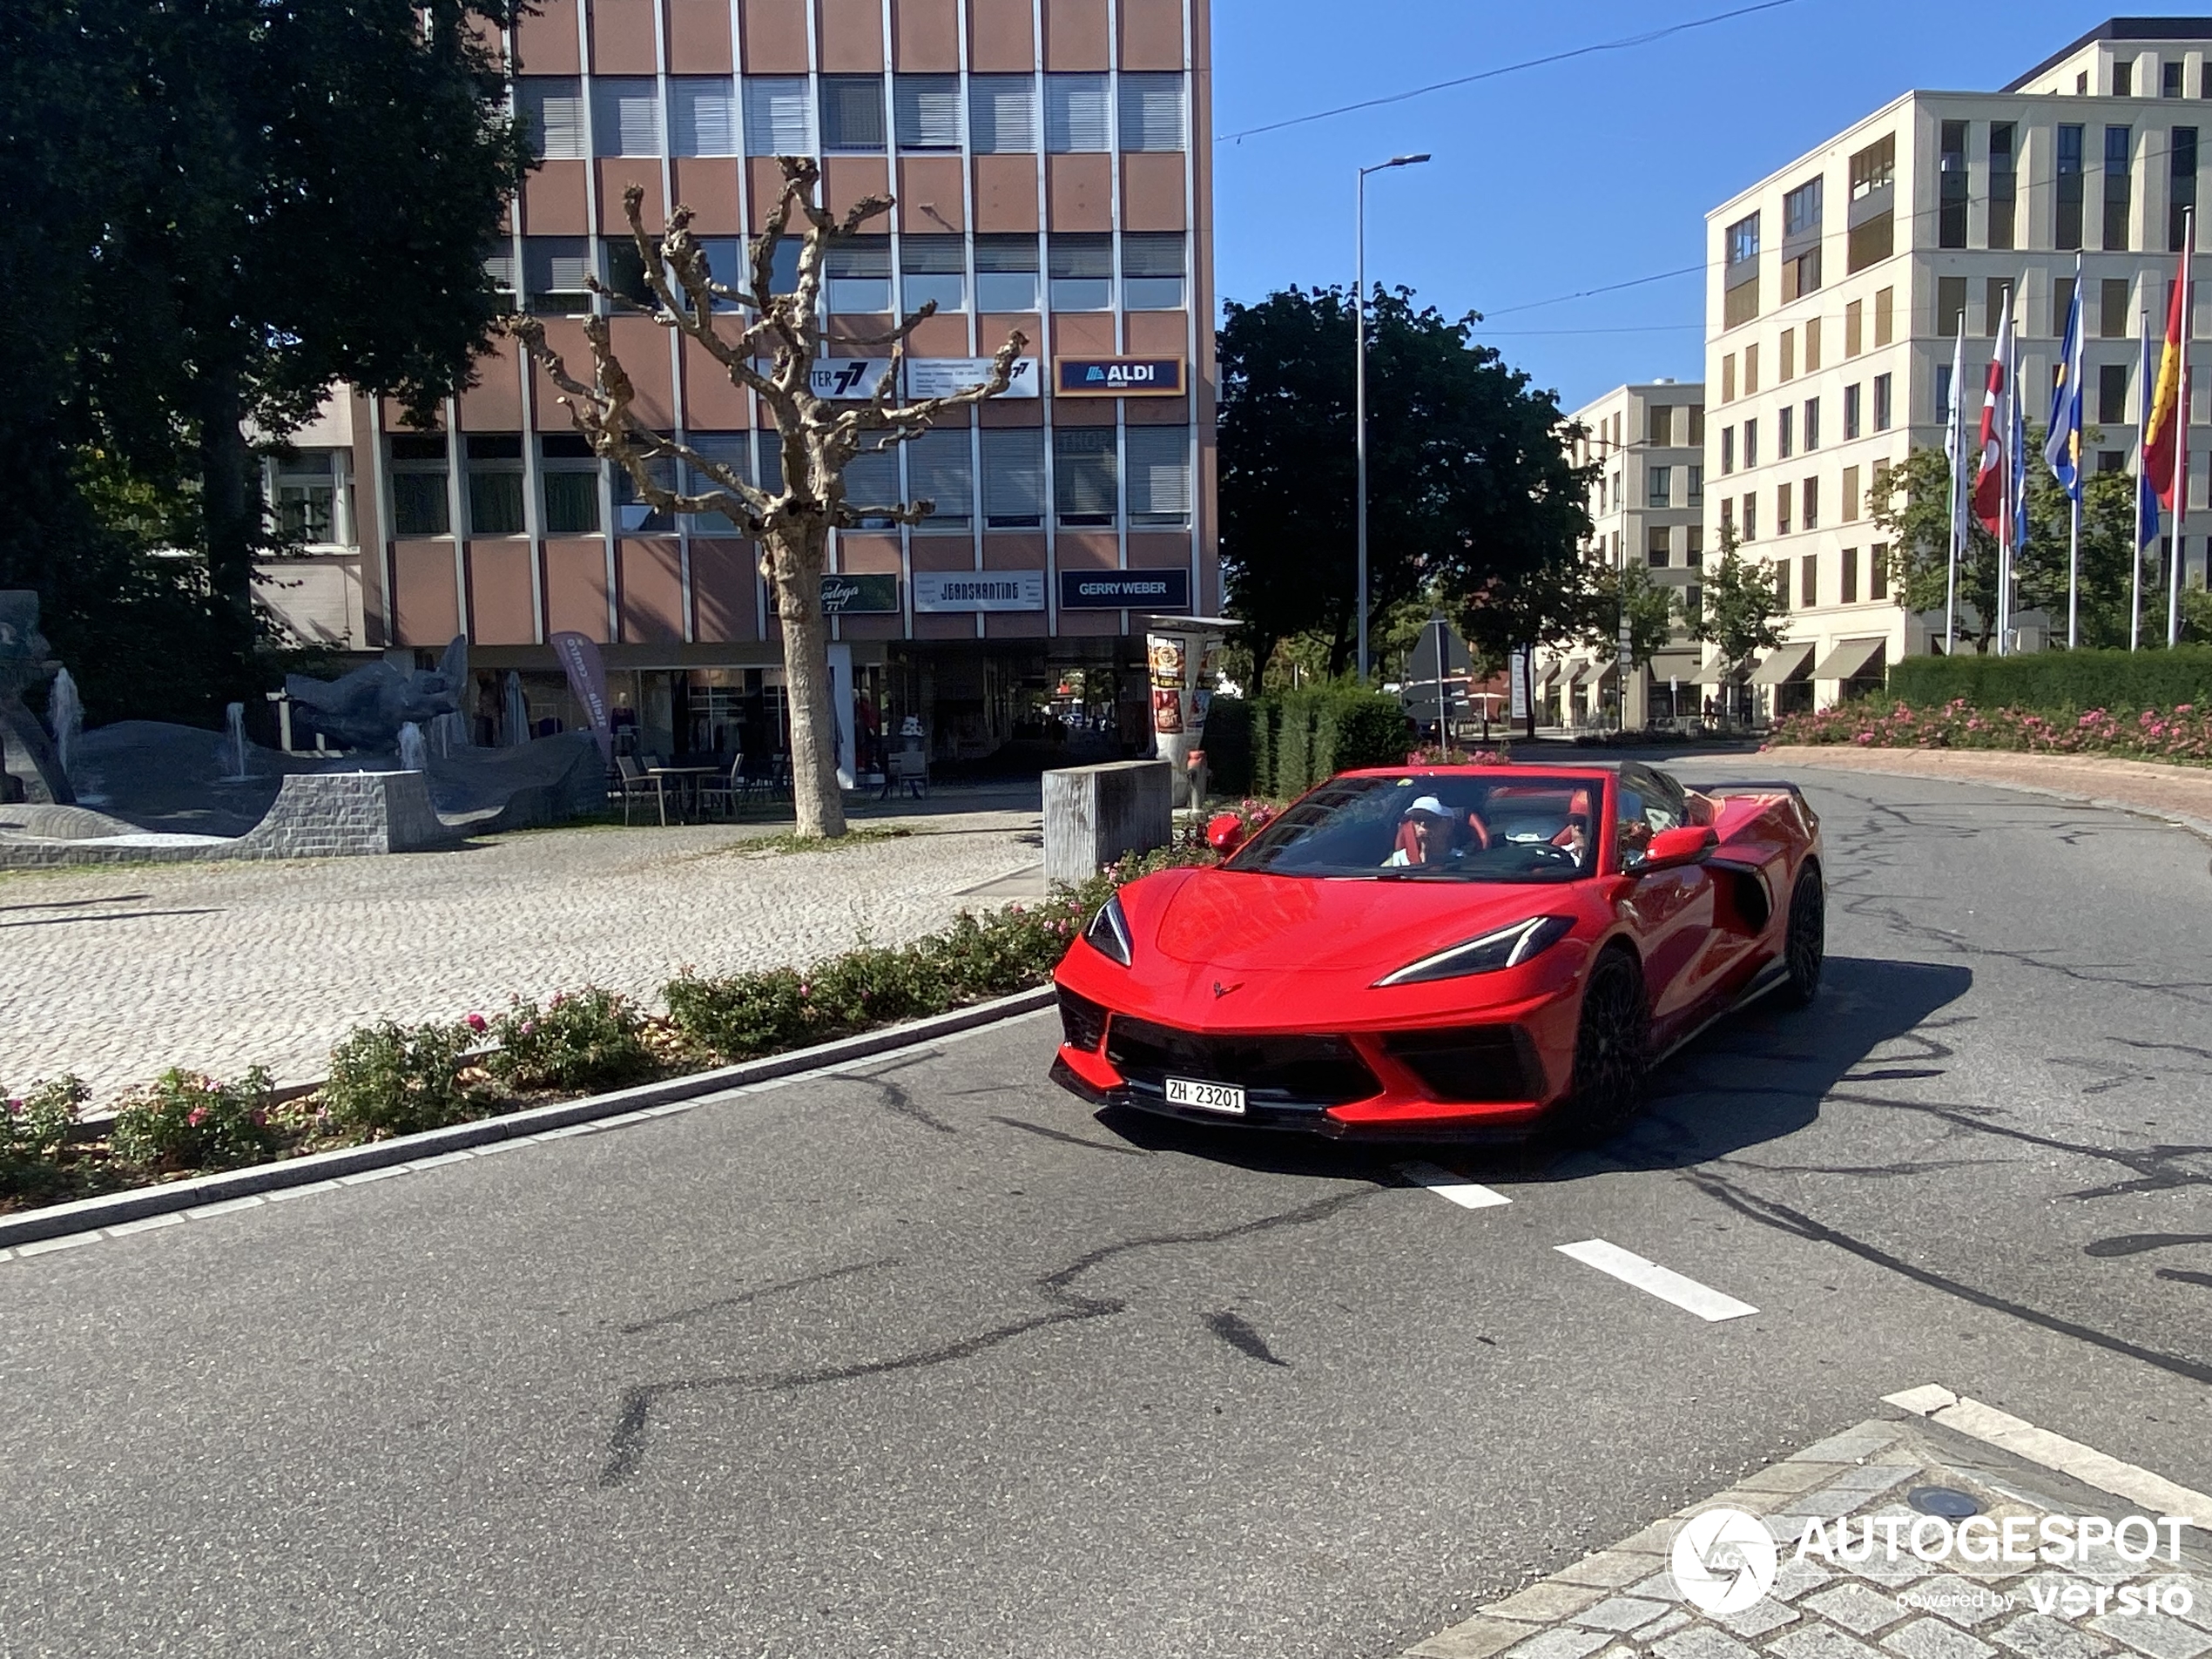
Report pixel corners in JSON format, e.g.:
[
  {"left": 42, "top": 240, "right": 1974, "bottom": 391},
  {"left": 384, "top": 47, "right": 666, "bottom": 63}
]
[
  {"left": 664, "top": 967, "right": 813, "bottom": 1059},
  {"left": 2, "top": 1075, "right": 90, "bottom": 1198},
  {"left": 1249, "top": 698, "right": 1277, "bottom": 797},
  {"left": 1274, "top": 696, "right": 1313, "bottom": 795},
  {"left": 1198, "top": 695, "right": 1253, "bottom": 796},
  {"left": 483, "top": 988, "right": 655, "bottom": 1092},
  {"left": 109, "top": 1068, "right": 280, "bottom": 1172},
  {"left": 1249, "top": 684, "right": 1412, "bottom": 795},
  {"left": 321, "top": 1021, "right": 482, "bottom": 1139},
  {"left": 1888, "top": 647, "right": 2212, "bottom": 713}
]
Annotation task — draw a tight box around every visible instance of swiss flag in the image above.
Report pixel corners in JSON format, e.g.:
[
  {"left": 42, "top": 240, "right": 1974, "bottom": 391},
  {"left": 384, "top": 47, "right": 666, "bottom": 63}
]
[{"left": 1971, "top": 287, "right": 2013, "bottom": 536}]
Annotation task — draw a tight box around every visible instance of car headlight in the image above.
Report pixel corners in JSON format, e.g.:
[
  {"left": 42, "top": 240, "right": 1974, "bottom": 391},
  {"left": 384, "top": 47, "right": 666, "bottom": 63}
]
[
  {"left": 1374, "top": 915, "right": 1575, "bottom": 987},
  {"left": 1085, "top": 893, "right": 1134, "bottom": 966}
]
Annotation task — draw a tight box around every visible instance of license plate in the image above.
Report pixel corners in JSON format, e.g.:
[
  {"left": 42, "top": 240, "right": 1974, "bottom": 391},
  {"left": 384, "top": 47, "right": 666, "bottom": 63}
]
[{"left": 1164, "top": 1076, "right": 1246, "bottom": 1115}]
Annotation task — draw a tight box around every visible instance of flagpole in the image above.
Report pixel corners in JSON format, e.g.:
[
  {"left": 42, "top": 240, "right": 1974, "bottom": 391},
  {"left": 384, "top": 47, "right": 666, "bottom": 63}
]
[
  {"left": 2173, "top": 208, "right": 2195, "bottom": 649},
  {"left": 1946, "top": 320, "right": 1966, "bottom": 655}
]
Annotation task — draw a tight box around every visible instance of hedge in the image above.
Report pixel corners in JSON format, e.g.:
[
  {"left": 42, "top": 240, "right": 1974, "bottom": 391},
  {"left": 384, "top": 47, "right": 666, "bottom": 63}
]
[
  {"left": 1198, "top": 695, "right": 1253, "bottom": 796},
  {"left": 1889, "top": 647, "right": 2212, "bottom": 713},
  {"left": 1238, "top": 685, "right": 1414, "bottom": 797}
]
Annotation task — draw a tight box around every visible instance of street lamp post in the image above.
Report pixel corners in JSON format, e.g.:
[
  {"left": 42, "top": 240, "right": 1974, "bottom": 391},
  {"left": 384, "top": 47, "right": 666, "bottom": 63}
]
[{"left": 1355, "top": 152, "right": 1430, "bottom": 685}]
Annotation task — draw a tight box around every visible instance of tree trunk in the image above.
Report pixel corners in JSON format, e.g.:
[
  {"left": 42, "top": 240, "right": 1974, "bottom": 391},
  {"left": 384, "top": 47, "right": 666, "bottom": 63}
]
[
  {"left": 766, "top": 516, "right": 847, "bottom": 839},
  {"left": 198, "top": 362, "right": 260, "bottom": 690}
]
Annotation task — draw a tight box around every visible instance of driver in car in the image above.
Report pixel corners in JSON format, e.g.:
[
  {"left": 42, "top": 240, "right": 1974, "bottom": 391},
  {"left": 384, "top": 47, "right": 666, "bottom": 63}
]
[{"left": 1383, "top": 795, "right": 1457, "bottom": 867}]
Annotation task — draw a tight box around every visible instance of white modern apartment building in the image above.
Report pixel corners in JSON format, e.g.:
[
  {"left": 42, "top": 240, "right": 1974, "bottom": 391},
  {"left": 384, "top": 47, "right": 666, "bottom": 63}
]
[
  {"left": 1704, "top": 16, "right": 2212, "bottom": 712},
  {"left": 1541, "top": 381, "right": 1706, "bottom": 729}
]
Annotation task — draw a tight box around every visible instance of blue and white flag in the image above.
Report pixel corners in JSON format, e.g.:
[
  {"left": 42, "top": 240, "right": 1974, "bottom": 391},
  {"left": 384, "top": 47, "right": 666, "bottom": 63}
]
[{"left": 2044, "top": 256, "right": 2084, "bottom": 502}]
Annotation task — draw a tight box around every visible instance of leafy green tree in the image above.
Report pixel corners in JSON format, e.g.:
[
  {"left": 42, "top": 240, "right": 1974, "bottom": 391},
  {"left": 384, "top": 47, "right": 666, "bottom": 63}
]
[
  {"left": 1588, "top": 561, "right": 1681, "bottom": 670},
  {"left": 0, "top": 0, "right": 531, "bottom": 711},
  {"left": 1874, "top": 427, "right": 2142, "bottom": 652},
  {"left": 1686, "top": 525, "right": 1786, "bottom": 716},
  {"left": 1217, "top": 286, "right": 1595, "bottom": 678}
]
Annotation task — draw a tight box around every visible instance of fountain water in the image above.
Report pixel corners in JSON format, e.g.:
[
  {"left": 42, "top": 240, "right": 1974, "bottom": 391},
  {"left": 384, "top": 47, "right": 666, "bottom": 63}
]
[
  {"left": 397, "top": 721, "right": 428, "bottom": 772},
  {"left": 222, "top": 701, "right": 249, "bottom": 781},
  {"left": 49, "top": 667, "right": 83, "bottom": 784}
]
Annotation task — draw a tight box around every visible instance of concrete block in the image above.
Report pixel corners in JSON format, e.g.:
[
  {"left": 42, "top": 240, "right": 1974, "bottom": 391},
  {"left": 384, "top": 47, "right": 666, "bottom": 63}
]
[{"left": 1042, "top": 759, "right": 1171, "bottom": 885}]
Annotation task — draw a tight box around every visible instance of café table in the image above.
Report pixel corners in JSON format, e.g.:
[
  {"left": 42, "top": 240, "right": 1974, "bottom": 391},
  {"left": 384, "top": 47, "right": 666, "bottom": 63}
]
[{"left": 644, "top": 765, "right": 721, "bottom": 826}]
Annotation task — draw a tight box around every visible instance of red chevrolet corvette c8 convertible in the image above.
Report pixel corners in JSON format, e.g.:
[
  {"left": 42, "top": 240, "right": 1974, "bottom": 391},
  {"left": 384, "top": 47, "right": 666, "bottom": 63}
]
[{"left": 1050, "top": 759, "right": 1824, "bottom": 1141}]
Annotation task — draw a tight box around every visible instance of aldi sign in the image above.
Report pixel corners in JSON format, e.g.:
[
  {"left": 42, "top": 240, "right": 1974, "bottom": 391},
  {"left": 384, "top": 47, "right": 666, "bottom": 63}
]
[{"left": 1054, "top": 356, "right": 1186, "bottom": 398}]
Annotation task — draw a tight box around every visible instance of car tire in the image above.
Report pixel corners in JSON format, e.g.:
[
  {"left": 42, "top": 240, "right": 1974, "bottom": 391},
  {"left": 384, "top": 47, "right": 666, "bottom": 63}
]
[
  {"left": 1776, "top": 864, "right": 1824, "bottom": 1009},
  {"left": 1560, "top": 948, "right": 1651, "bottom": 1139}
]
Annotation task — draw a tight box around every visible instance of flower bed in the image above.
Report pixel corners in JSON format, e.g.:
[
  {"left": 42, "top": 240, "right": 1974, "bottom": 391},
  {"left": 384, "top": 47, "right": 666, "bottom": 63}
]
[
  {"left": 0, "top": 843, "right": 1208, "bottom": 1217},
  {"left": 1771, "top": 698, "right": 2212, "bottom": 764}
]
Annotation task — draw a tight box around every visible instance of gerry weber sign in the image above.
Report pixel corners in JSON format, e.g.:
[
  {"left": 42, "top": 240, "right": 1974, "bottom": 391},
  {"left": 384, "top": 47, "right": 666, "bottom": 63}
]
[
  {"left": 1057, "top": 569, "right": 1191, "bottom": 610},
  {"left": 1054, "top": 357, "right": 1187, "bottom": 398}
]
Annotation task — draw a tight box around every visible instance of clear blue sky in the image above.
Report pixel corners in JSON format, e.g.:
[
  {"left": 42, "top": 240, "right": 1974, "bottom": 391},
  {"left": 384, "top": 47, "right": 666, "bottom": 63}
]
[{"left": 1211, "top": 1, "right": 2194, "bottom": 411}]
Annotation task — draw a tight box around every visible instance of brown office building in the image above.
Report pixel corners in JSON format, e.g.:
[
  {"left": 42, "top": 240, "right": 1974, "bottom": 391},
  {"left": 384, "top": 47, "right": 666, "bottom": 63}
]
[{"left": 266, "top": 0, "right": 1214, "bottom": 764}]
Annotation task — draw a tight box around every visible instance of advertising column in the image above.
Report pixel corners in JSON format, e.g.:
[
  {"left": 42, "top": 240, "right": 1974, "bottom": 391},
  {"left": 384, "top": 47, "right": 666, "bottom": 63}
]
[{"left": 1143, "top": 620, "right": 1228, "bottom": 806}]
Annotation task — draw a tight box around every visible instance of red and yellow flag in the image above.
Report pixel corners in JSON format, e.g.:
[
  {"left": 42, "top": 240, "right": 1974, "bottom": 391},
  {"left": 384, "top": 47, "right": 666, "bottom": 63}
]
[{"left": 2143, "top": 225, "right": 2193, "bottom": 511}]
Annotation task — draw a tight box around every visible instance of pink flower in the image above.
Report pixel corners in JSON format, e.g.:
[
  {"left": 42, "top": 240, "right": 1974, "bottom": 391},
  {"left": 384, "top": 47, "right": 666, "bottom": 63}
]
[
  {"left": 3, "top": 1098, "right": 19, "bottom": 1116},
  {"left": 464, "top": 1013, "right": 488, "bottom": 1034},
  {"left": 520, "top": 1020, "right": 537, "bottom": 1036},
  {"left": 186, "top": 1106, "right": 209, "bottom": 1128}
]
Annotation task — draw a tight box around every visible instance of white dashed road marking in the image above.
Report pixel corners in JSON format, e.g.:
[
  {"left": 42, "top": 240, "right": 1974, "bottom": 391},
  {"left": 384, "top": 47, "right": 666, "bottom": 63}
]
[
  {"left": 1554, "top": 1238, "right": 1758, "bottom": 1322},
  {"left": 1395, "top": 1162, "right": 1513, "bottom": 1209}
]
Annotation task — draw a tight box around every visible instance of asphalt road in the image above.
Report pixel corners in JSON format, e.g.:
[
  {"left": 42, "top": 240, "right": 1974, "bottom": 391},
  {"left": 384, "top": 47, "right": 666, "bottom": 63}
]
[{"left": 2, "top": 761, "right": 2208, "bottom": 1659}]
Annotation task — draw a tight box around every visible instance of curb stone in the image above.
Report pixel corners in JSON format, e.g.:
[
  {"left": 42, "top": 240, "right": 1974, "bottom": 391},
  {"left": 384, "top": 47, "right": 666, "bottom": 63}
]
[
  {"left": 1399, "top": 1411, "right": 2212, "bottom": 1659},
  {"left": 0, "top": 984, "right": 1057, "bottom": 1251}
]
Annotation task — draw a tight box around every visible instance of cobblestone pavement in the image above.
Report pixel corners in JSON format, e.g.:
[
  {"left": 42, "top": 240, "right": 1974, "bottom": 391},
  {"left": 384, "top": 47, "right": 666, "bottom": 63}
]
[
  {"left": 0, "top": 807, "right": 1044, "bottom": 1101},
  {"left": 1403, "top": 1411, "right": 2211, "bottom": 1659}
]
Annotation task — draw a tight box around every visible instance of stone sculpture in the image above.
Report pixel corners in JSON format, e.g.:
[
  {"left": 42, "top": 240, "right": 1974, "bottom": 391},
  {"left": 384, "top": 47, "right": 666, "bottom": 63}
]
[
  {"left": 0, "top": 591, "right": 73, "bottom": 806},
  {"left": 284, "top": 635, "right": 469, "bottom": 750}
]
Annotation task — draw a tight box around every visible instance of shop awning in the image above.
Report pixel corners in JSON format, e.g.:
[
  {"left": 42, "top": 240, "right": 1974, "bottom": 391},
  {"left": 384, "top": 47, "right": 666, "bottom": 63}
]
[
  {"left": 1532, "top": 659, "right": 1560, "bottom": 691},
  {"left": 1591, "top": 662, "right": 1619, "bottom": 685},
  {"left": 1563, "top": 660, "right": 1591, "bottom": 689},
  {"left": 1748, "top": 642, "right": 1816, "bottom": 686},
  {"left": 1811, "top": 637, "right": 1887, "bottom": 680},
  {"left": 1690, "top": 659, "right": 1730, "bottom": 685}
]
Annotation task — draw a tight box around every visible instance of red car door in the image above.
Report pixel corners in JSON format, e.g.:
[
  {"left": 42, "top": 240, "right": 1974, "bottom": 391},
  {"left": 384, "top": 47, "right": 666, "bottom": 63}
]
[{"left": 1611, "top": 777, "right": 1716, "bottom": 1045}]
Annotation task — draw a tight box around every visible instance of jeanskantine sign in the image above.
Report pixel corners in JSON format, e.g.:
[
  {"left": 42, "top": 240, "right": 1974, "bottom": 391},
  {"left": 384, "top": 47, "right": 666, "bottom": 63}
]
[{"left": 912, "top": 570, "right": 1045, "bottom": 612}]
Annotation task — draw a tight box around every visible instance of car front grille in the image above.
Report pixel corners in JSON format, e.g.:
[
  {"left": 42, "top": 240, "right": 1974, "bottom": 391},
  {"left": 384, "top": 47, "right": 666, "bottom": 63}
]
[
  {"left": 1103, "top": 1016, "right": 1381, "bottom": 1107},
  {"left": 1382, "top": 1026, "right": 1538, "bottom": 1103},
  {"left": 1057, "top": 986, "right": 1109, "bottom": 1052}
]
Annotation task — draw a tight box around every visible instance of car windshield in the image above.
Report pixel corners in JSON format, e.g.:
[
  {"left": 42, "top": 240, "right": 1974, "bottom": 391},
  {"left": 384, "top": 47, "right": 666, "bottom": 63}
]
[{"left": 1224, "top": 772, "right": 1605, "bottom": 882}]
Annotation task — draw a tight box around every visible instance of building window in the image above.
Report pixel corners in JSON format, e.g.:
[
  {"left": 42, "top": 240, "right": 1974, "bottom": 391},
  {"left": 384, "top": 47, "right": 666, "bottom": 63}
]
[
  {"left": 1648, "top": 526, "right": 1671, "bottom": 567},
  {"left": 524, "top": 237, "right": 590, "bottom": 314},
  {"left": 820, "top": 77, "right": 887, "bottom": 153},
  {"left": 1720, "top": 498, "right": 1734, "bottom": 540},
  {"left": 974, "top": 235, "right": 1041, "bottom": 312},
  {"left": 1803, "top": 475, "right": 1819, "bottom": 530},
  {"left": 1938, "top": 275, "right": 1967, "bottom": 339},
  {"left": 753, "top": 429, "right": 786, "bottom": 496},
  {"left": 1800, "top": 551, "right": 1817, "bottom": 606},
  {"left": 2167, "top": 59, "right": 2187, "bottom": 98},
  {"left": 539, "top": 435, "right": 600, "bottom": 535},
  {"left": 1687, "top": 525, "right": 1704, "bottom": 566},
  {"left": 1054, "top": 427, "right": 1116, "bottom": 526},
  {"left": 2057, "top": 124, "right": 2085, "bottom": 250},
  {"left": 1119, "top": 73, "right": 1186, "bottom": 151},
  {"left": 1804, "top": 397, "right": 1821, "bottom": 451},
  {"left": 671, "top": 78, "right": 740, "bottom": 157},
  {"left": 1721, "top": 353, "right": 1737, "bottom": 402},
  {"left": 1126, "top": 425, "right": 1192, "bottom": 527},
  {"left": 1723, "top": 212, "right": 1759, "bottom": 327},
  {"left": 1780, "top": 327, "right": 1796, "bottom": 383},
  {"left": 1688, "top": 466, "right": 1703, "bottom": 507},
  {"left": 465, "top": 435, "right": 524, "bottom": 536},
  {"left": 2114, "top": 60, "right": 2134, "bottom": 98},
  {"left": 388, "top": 435, "right": 450, "bottom": 537},
  {"left": 1649, "top": 466, "right": 1672, "bottom": 508},
  {"left": 614, "top": 454, "right": 675, "bottom": 534},
  {"left": 905, "top": 426, "right": 974, "bottom": 530},
  {"left": 1048, "top": 233, "right": 1113, "bottom": 310},
  {"left": 516, "top": 78, "right": 587, "bottom": 161},
  {"left": 894, "top": 74, "right": 962, "bottom": 151},
  {"left": 681, "top": 435, "right": 752, "bottom": 535},
  {"left": 1045, "top": 73, "right": 1110, "bottom": 152},
  {"left": 900, "top": 236, "right": 965, "bottom": 314},
  {"left": 1846, "top": 134, "right": 1896, "bottom": 272},
  {"left": 1873, "top": 373, "right": 1893, "bottom": 431},
  {"left": 1979, "top": 276, "right": 2006, "bottom": 336},
  {"left": 2100, "top": 361, "right": 2129, "bottom": 423},
  {"left": 1744, "top": 342, "right": 1759, "bottom": 395},
  {"left": 1777, "top": 481, "right": 1792, "bottom": 536},
  {"left": 981, "top": 428, "right": 1044, "bottom": 528},
  {"left": 592, "top": 78, "right": 660, "bottom": 157},
  {"left": 1874, "top": 287, "right": 1894, "bottom": 347},
  {"left": 1844, "top": 381, "right": 1862, "bottom": 439},
  {"left": 1123, "top": 233, "right": 1187, "bottom": 310},
  {"left": 1743, "top": 419, "right": 1759, "bottom": 469},
  {"left": 2046, "top": 274, "right": 2073, "bottom": 340},
  {"left": 1720, "top": 426, "right": 1735, "bottom": 474},
  {"left": 1777, "top": 406, "right": 1795, "bottom": 460},
  {"left": 744, "top": 76, "right": 813, "bottom": 155},
  {"left": 1841, "top": 546, "right": 1860, "bottom": 604},
  {"left": 1775, "top": 558, "right": 1790, "bottom": 606},
  {"left": 826, "top": 237, "right": 892, "bottom": 314},
  {"left": 1783, "top": 175, "right": 1823, "bottom": 300},
  {"left": 1742, "top": 493, "right": 1757, "bottom": 541},
  {"left": 602, "top": 238, "right": 659, "bottom": 311},
  {"left": 1989, "top": 121, "right": 2018, "bottom": 249},
  {"left": 842, "top": 448, "right": 900, "bottom": 528},
  {"left": 269, "top": 451, "right": 351, "bottom": 546},
  {"left": 1649, "top": 404, "right": 1674, "bottom": 445},
  {"left": 1844, "top": 299, "right": 1864, "bottom": 357},
  {"left": 2097, "top": 275, "right": 2128, "bottom": 340},
  {"left": 2104, "top": 125, "right": 2134, "bottom": 251},
  {"left": 1804, "top": 317, "right": 1822, "bottom": 372},
  {"left": 969, "top": 77, "right": 1038, "bottom": 152},
  {"left": 1871, "top": 543, "right": 1890, "bottom": 601},
  {"left": 1842, "top": 463, "right": 1860, "bottom": 521},
  {"left": 1935, "top": 364, "right": 1953, "bottom": 424},
  {"left": 1939, "top": 120, "right": 1969, "bottom": 248},
  {"left": 2174, "top": 126, "right": 2199, "bottom": 253}
]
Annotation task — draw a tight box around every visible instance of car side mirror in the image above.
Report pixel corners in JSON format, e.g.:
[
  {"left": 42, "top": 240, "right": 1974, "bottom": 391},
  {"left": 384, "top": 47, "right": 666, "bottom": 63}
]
[
  {"left": 1637, "top": 825, "right": 1718, "bottom": 871},
  {"left": 1206, "top": 812, "right": 1248, "bottom": 854}
]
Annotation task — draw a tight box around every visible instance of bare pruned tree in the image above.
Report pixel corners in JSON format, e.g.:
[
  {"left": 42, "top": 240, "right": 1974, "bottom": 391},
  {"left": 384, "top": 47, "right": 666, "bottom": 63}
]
[{"left": 507, "top": 157, "right": 1028, "bottom": 838}]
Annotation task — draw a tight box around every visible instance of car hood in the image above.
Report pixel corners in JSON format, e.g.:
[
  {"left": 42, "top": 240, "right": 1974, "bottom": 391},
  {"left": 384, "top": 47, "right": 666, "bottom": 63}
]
[{"left": 1143, "top": 867, "right": 1581, "bottom": 974}]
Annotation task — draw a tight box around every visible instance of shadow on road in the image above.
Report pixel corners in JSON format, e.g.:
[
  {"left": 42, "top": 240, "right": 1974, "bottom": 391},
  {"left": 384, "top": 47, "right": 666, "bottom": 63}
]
[{"left": 1088, "top": 954, "right": 1973, "bottom": 1185}]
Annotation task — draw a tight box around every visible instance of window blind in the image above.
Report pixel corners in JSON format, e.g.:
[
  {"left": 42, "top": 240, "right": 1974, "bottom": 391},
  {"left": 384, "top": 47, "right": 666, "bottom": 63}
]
[
  {"left": 518, "top": 78, "right": 587, "bottom": 161},
  {"left": 671, "top": 78, "right": 739, "bottom": 157},
  {"left": 744, "top": 77, "right": 813, "bottom": 155},
  {"left": 906, "top": 428, "right": 974, "bottom": 528},
  {"left": 981, "top": 428, "right": 1044, "bottom": 526},
  {"left": 819, "top": 76, "right": 887, "bottom": 153},
  {"left": 593, "top": 78, "right": 662, "bottom": 158},
  {"left": 894, "top": 74, "right": 961, "bottom": 150},
  {"left": 1118, "top": 74, "right": 1185, "bottom": 152},
  {"left": 969, "top": 78, "right": 1037, "bottom": 153},
  {"left": 1054, "top": 427, "right": 1116, "bottom": 523},
  {"left": 1045, "top": 74, "right": 1109, "bottom": 153},
  {"left": 1124, "top": 426, "right": 1190, "bottom": 524}
]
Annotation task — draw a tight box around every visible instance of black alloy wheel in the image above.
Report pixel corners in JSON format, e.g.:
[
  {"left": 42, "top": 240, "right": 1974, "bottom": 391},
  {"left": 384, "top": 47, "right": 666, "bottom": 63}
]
[
  {"left": 1777, "top": 864, "right": 1824, "bottom": 1008},
  {"left": 1560, "top": 948, "right": 1651, "bottom": 1139}
]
